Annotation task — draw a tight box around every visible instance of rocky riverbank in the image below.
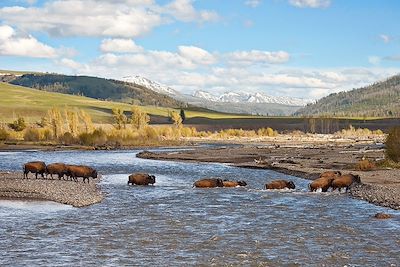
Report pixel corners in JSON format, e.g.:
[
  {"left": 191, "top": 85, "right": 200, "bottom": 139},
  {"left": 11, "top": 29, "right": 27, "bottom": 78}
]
[
  {"left": 0, "top": 172, "right": 103, "bottom": 207},
  {"left": 137, "top": 142, "right": 400, "bottom": 210}
]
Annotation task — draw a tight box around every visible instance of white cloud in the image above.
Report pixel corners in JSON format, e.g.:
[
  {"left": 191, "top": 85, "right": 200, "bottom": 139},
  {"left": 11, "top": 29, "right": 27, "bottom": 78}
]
[
  {"left": 380, "top": 34, "right": 391, "bottom": 43},
  {"left": 0, "top": 25, "right": 57, "bottom": 58},
  {"left": 289, "top": 0, "right": 331, "bottom": 8},
  {"left": 178, "top": 46, "right": 216, "bottom": 65},
  {"left": 100, "top": 39, "right": 143, "bottom": 53},
  {"left": 0, "top": 0, "right": 219, "bottom": 38},
  {"left": 368, "top": 56, "right": 381, "bottom": 65},
  {"left": 245, "top": 0, "right": 262, "bottom": 8},
  {"left": 227, "top": 50, "right": 290, "bottom": 65},
  {"left": 58, "top": 58, "right": 82, "bottom": 69}
]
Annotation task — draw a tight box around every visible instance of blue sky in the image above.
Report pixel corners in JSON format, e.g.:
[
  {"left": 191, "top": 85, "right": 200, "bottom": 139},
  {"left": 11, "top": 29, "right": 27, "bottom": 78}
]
[{"left": 0, "top": 0, "right": 399, "bottom": 99}]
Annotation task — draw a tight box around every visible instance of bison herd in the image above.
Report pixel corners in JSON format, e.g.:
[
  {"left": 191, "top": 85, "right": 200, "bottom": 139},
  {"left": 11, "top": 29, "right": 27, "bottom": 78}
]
[
  {"left": 127, "top": 170, "right": 361, "bottom": 193},
  {"left": 23, "top": 161, "right": 98, "bottom": 183}
]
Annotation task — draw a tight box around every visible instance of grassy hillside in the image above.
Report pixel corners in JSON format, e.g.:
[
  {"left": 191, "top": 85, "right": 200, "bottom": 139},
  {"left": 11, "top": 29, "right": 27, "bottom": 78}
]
[
  {"left": 10, "top": 73, "right": 184, "bottom": 108},
  {"left": 0, "top": 82, "right": 262, "bottom": 123},
  {"left": 295, "top": 74, "right": 400, "bottom": 117}
]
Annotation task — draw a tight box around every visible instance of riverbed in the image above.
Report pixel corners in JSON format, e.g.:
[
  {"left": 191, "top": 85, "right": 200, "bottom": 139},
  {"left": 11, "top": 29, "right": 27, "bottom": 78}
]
[{"left": 0, "top": 149, "right": 399, "bottom": 266}]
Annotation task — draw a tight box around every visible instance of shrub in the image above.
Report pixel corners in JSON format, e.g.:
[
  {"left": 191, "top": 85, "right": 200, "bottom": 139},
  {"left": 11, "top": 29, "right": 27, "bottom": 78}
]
[
  {"left": 385, "top": 126, "right": 400, "bottom": 162},
  {"left": 8, "top": 117, "right": 26, "bottom": 132},
  {"left": 355, "top": 159, "right": 376, "bottom": 171},
  {"left": 0, "top": 128, "right": 10, "bottom": 141},
  {"left": 59, "top": 132, "right": 76, "bottom": 145},
  {"left": 23, "top": 128, "right": 41, "bottom": 141}
]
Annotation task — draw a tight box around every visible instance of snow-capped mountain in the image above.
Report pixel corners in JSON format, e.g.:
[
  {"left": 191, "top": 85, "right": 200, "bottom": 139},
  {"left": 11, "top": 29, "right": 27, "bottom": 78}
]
[
  {"left": 122, "top": 75, "right": 179, "bottom": 96},
  {"left": 193, "top": 91, "right": 311, "bottom": 106}
]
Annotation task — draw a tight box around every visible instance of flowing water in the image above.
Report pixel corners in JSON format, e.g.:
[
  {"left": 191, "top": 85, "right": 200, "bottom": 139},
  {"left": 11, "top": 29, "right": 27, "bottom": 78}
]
[{"left": 0, "top": 149, "right": 399, "bottom": 266}]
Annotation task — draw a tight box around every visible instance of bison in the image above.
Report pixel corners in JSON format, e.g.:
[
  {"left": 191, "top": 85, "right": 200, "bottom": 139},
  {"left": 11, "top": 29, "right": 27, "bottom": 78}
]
[
  {"left": 331, "top": 174, "right": 361, "bottom": 192},
  {"left": 67, "top": 165, "right": 98, "bottom": 183},
  {"left": 193, "top": 178, "right": 224, "bottom": 188},
  {"left": 309, "top": 176, "right": 335, "bottom": 192},
  {"left": 128, "top": 173, "right": 156, "bottom": 186},
  {"left": 222, "top": 180, "right": 247, "bottom": 187},
  {"left": 265, "top": 180, "right": 295, "bottom": 190},
  {"left": 46, "top": 163, "right": 69, "bottom": 180},
  {"left": 23, "top": 161, "right": 46, "bottom": 179}
]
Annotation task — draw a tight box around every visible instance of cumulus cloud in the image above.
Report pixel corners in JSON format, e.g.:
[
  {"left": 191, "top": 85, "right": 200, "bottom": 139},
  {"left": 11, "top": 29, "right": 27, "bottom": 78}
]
[
  {"left": 368, "top": 56, "right": 381, "bottom": 65},
  {"left": 289, "top": 0, "right": 331, "bottom": 8},
  {"left": 0, "top": 25, "right": 57, "bottom": 58},
  {"left": 227, "top": 50, "right": 290, "bottom": 65},
  {"left": 0, "top": 0, "right": 219, "bottom": 38},
  {"left": 380, "top": 34, "right": 391, "bottom": 43},
  {"left": 178, "top": 46, "right": 216, "bottom": 65},
  {"left": 245, "top": 0, "right": 262, "bottom": 8},
  {"left": 100, "top": 39, "right": 143, "bottom": 53}
]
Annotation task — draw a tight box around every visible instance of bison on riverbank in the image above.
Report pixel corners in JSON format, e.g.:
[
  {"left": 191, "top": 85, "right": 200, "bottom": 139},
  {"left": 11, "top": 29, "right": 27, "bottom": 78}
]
[
  {"left": 67, "top": 165, "right": 98, "bottom": 183},
  {"left": 46, "top": 163, "right": 69, "bottom": 180},
  {"left": 193, "top": 178, "right": 224, "bottom": 188},
  {"left": 265, "top": 180, "right": 295, "bottom": 190},
  {"left": 331, "top": 174, "right": 361, "bottom": 192},
  {"left": 128, "top": 173, "right": 156, "bottom": 186},
  {"left": 23, "top": 161, "right": 46, "bottom": 179},
  {"left": 309, "top": 177, "right": 335, "bottom": 192},
  {"left": 319, "top": 171, "right": 342, "bottom": 179},
  {"left": 222, "top": 180, "right": 247, "bottom": 187}
]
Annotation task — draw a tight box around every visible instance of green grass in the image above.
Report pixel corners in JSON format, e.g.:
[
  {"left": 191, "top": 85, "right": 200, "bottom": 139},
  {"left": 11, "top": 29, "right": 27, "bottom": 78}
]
[{"left": 0, "top": 82, "right": 263, "bottom": 123}]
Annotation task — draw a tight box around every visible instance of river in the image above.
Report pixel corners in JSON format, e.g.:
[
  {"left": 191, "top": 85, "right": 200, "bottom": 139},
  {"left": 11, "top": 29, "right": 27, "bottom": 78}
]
[{"left": 0, "top": 149, "right": 399, "bottom": 266}]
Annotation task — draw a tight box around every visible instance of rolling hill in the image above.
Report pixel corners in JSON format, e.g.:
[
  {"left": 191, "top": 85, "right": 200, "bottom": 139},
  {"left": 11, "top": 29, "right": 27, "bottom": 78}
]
[
  {"left": 9, "top": 73, "right": 184, "bottom": 108},
  {"left": 0, "top": 82, "right": 262, "bottom": 124},
  {"left": 295, "top": 74, "right": 400, "bottom": 117}
]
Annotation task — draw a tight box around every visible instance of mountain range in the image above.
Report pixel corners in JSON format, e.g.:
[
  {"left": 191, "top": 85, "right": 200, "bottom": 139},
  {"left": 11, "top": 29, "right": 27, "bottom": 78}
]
[{"left": 123, "top": 75, "right": 310, "bottom": 115}]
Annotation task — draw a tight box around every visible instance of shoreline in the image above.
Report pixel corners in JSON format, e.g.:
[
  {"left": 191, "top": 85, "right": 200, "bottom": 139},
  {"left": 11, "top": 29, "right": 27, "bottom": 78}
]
[
  {"left": 0, "top": 172, "right": 104, "bottom": 207},
  {"left": 137, "top": 143, "right": 400, "bottom": 210}
]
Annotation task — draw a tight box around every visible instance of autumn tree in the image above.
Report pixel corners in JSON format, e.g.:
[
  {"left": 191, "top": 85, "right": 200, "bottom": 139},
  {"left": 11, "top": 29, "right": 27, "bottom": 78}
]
[
  {"left": 130, "top": 106, "right": 150, "bottom": 129},
  {"left": 79, "top": 110, "right": 94, "bottom": 133},
  {"left": 171, "top": 111, "right": 182, "bottom": 128},
  {"left": 48, "top": 108, "right": 64, "bottom": 138},
  {"left": 112, "top": 108, "right": 127, "bottom": 130},
  {"left": 65, "top": 109, "right": 79, "bottom": 136}
]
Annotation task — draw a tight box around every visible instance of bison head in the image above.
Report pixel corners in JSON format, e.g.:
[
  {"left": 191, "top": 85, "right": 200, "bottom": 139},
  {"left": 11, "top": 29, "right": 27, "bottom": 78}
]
[
  {"left": 216, "top": 179, "right": 224, "bottom": 187},
  {"left": 147, "top": 174, "right": 156, "bottom": 184},
  {"left": 92, "top": 170, "right": 98, "bottom": 179},
  {"left": 353, "top": 174, "right": 361, "bottom": 183},
  {"left": 287, "top": 181, "right": 296, "bottom": 189},
  {"left": 237, "top": 180, "right": 247, "bottom": 186}
]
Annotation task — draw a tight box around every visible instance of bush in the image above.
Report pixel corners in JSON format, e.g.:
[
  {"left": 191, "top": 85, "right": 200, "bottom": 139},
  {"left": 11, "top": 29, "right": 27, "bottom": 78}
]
[
  {"left": 23, "top": 128, "right": 41, "bottom": 141},
  {"left": 355, "top": 159, "right": 376, "bottom": 171},
  {"left": 59, "top": 132, "right": 76, "bottom": 145},
  {"left": 0, "top": 128, "right": 10, "bottom": 141},
  {"left": 78, "top": 128, "right": 108, "bottom": 146},
  {"left": 8, "top": 117, "right": 26, "bottom": 132},
  {"left": 385, "top": 126, "right": 400, "bottom": 162}
]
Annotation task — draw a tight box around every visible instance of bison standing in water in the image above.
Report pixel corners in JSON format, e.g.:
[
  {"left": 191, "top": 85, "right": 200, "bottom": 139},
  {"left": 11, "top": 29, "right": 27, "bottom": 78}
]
[
  {"left": 67, "top": 165, "right": 98, "bottom": 183},
  {"left": 193, "top": 178, "right": 224, "bottom": 188},
  {"left": 128, "top": 173, "right": 156, "bottom": 186},
  {"left": 309, "top": 171, "right": 342, "bottom": 192},
  {"left": 265, "top": 180, "right": 295, "bottom": 190},
  {"left": 46, "top": 163, "right": 69, "bottom": 180},
  {"left": 331, "top": 174, "right": 361, "bottom": 192},
  {"left": 23, "top": 161, "right": 46, "bottom": 179},
  {"left": 222, "top": 180, "right": 247, "bottom": 187}
]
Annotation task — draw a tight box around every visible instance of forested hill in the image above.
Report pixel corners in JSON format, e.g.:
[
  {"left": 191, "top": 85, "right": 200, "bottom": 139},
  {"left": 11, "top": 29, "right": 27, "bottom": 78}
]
[
  {"left": 9, "top": 74, "right": 184, "bottom": 108},
  {"left": 295, "top": 74, "right": 400, "bottom": 117}
]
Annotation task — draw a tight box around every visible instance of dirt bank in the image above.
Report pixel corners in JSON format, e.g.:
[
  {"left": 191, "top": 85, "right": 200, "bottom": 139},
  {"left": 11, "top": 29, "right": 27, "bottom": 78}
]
[
  {"left": 137, "top": 142, "right": 400, "bottom": 210},
  {"left": 0, "top": 172, "right": 103, "bottom": 207}
]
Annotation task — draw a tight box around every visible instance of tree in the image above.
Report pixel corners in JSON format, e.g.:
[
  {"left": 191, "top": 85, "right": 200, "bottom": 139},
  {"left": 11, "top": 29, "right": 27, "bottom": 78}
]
[
  {"left": 130, "top": 106, "right": 150, "bottom": 129},
  {"left": 171, "top": 111, "right": 182, "bottom": 128},
  {"left": 385, "top": 126, "right": 400, "bottom": 162},
  {"left": 180, "top": 109, "right": 186, "bottom": 123},
  {"left": 8, "top": 117, "right": 26, "bottom": 132},
  {"left": 112, "top": 108, "right": 127, "bottom": 130},
  {"left": 79, "top": 110, "right": 94, "bottom": 133},
  {"left": 48, "top": 108, "right": 64, "bottom": 138},
  {"left": 65, "top": 109, "right": 79, "bottom": 136}
]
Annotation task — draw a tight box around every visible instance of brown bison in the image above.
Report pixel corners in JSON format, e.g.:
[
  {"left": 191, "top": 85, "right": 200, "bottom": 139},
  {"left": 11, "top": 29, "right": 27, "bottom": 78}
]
[
  {"left": 46, "top": 163, "right": 69, "bottom": 180},
  {"left": 331, "top": 174, "right": 361, "bottom": 192},
  {"left": 128, "top": 173, "right": 156, "bottom": 186},
  {"left": 193, "top": 178, "right": 224, "bottom": 188},
  {"left": 265, "top": 180, "right": 295, "bottom": 190},
  {"left": 222, "top": 180, "right": 247, "bottom": 187},
  {"left": 319, "top": 171, "right": 342, "bottom": 179},
  {"left": 23, "top": 161, "right": 46, "bottom": 179},
  {"left": 309, "top": 177, "right": 335, "bottom": 192},
  {"left": 67, "top": 165, "right": 98, "bottom": 183}
]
